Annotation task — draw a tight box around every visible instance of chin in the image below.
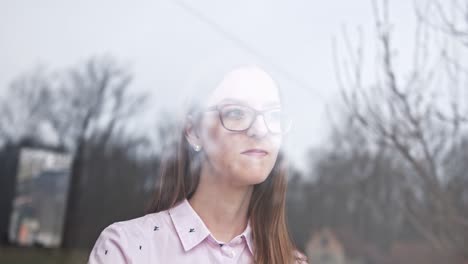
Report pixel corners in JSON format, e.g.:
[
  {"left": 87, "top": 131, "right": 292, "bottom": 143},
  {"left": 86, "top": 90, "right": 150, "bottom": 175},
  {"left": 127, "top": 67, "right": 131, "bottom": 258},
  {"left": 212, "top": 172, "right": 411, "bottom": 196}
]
[
  {"left": 240, "top": 170, "right": 271, "bottom": 185},
  {"left": 227, "top": 160, "right": 275, "bottom": 185}
]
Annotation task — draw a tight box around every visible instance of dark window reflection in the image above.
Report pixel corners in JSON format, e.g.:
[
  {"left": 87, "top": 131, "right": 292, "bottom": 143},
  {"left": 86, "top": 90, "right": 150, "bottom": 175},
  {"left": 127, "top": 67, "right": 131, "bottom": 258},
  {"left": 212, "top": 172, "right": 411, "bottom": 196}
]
[{"left": 8, "top": 148, "right": 72, "bottom": 248}]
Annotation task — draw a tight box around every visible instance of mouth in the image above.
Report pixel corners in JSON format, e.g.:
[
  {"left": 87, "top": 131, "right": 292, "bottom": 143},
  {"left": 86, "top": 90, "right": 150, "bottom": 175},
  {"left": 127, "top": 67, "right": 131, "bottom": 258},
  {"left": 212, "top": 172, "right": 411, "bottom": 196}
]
[{"left": 241, "top": 149, "right": 268, "bottom": 157}]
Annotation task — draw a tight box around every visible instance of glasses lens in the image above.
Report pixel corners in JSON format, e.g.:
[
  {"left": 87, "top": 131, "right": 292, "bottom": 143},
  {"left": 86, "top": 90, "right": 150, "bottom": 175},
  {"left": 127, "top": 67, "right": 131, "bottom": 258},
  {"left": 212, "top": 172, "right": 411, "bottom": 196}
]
[
  {"left": 264, "top": 109, "right": 291, "bottom": 134},
  {"left": 220, "top": 105, "right": 254, "bottom": 131}
]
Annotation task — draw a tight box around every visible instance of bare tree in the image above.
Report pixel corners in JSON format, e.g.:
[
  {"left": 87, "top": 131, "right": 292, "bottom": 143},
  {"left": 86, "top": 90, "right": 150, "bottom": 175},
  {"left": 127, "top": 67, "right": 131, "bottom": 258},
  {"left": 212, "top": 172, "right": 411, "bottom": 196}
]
[
  {"left": 416, "top": 0, "right": 468, "bottom": 48},
  {"left": 0, "top": 56, "right": 146, "bottom": 151},
  {"left": 0, "top": 67, "right": 59, "bottom": 148},
  {"left": 334, "top": 0, "right": 468, "bottom": 258},
  {"left": 59, "top": 56, "right": 147, "bottom": 247},
  {"left": 0, "top": 55, "right": 149, "bottom": 248}
]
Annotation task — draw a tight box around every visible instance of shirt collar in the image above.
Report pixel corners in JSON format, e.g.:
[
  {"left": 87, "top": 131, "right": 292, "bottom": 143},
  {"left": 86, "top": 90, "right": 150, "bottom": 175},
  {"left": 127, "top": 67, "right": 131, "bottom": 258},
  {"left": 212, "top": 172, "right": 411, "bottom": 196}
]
[
  {"left": 169, "top": 199, "right": 254, "bottom": 255},
  {"left": 243, "top": 220, "right": 254, "bottom": 255},
  {"left": 169, "top": 199, "right": 211, "bottom": 251}
]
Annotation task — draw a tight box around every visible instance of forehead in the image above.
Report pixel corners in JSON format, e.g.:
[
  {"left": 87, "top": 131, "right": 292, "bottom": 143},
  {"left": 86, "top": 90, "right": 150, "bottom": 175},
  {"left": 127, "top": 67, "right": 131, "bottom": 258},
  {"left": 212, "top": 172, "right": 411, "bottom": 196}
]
[{"left": 205, "top": 66, "right": 280, "bottom": 108}]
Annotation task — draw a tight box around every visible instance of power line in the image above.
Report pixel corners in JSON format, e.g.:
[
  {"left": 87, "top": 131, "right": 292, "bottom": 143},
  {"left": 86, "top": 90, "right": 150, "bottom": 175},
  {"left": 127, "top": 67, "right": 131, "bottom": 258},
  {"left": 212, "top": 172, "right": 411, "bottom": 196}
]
[{"left": 170, "top": 0, "right": 325, "bottom": 99}]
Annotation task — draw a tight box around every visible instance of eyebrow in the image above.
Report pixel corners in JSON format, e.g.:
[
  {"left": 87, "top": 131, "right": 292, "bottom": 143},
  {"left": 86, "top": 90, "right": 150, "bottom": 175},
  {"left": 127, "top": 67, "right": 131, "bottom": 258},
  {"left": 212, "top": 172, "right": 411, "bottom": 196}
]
[{"left": 218, "top": 98, "right": 281, "bottom": 108}]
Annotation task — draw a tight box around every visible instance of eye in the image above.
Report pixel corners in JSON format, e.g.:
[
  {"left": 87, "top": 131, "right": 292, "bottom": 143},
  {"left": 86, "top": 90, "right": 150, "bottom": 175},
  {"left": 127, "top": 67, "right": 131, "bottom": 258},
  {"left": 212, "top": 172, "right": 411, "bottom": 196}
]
[
  {"left": 267, "top": 109, "right": 282, "bottom": 121},
  {"left": 223, "top": 108, "right": 246, "bottom": 119}
]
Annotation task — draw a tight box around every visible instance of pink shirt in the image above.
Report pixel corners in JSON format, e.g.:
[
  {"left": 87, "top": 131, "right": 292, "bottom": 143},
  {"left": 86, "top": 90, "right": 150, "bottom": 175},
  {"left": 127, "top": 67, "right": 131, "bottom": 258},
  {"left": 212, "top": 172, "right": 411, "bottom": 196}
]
[{"left": 88, "top": 199, "right": 255, "bottom": 263}]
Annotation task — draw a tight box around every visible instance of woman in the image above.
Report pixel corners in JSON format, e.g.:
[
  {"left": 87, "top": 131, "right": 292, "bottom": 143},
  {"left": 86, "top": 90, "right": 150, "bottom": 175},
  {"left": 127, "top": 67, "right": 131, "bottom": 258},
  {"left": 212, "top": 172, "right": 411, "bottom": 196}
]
[{"left": 88, "top": 56, "right": 307, "bottom": 263}]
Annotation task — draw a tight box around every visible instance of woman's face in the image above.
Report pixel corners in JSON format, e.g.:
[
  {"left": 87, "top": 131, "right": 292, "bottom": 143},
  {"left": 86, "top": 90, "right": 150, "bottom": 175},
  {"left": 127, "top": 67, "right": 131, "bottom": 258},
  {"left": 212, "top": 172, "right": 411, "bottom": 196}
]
[{"left": 187, "top": 66, "right": 282, "bottom": 187}]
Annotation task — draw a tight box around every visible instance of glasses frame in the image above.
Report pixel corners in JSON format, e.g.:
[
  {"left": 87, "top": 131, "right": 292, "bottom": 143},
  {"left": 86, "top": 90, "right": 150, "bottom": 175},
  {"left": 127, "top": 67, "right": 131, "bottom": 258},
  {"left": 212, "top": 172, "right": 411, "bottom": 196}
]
[{"left": 201, "top": 103, "right": 292, "bottom": 135}]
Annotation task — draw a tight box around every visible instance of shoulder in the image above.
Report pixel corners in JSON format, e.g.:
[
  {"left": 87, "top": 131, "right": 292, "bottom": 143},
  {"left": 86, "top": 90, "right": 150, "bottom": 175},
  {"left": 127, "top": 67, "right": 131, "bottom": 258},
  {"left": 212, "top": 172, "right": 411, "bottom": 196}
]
[
  {"left": 88, "top": 210, "right": 172, "bottom": 263},
  {"left": 111, "top": 210, "right": 173, "bottom": 238}
]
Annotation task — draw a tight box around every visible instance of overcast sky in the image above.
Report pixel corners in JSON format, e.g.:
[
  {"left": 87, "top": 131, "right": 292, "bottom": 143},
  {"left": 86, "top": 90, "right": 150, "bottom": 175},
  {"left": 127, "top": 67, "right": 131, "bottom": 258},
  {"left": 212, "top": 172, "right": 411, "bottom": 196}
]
[{"left": 0, "top": 0, "right": 419, "bottom": 172}]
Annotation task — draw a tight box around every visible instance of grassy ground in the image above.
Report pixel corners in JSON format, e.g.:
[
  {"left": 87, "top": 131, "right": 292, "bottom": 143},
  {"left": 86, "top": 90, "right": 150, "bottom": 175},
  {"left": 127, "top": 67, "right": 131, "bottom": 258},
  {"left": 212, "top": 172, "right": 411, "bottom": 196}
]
[{"left": 0, "top": 247, "right": 88, "bottom": 264}]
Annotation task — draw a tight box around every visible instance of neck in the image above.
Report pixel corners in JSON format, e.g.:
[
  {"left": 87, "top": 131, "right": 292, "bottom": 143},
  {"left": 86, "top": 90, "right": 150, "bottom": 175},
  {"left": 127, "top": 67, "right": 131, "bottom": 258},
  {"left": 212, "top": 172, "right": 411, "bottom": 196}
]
[{"left": 188, "top": 165, "right": 253, "bottom": 243}]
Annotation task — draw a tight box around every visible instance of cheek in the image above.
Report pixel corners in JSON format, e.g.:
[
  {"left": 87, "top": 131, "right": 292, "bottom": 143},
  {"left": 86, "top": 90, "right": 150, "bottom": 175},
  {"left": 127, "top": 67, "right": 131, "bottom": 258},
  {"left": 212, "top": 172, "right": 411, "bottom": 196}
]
[{"left": 201, "top": 120, "right": 237, "bottom": 161}]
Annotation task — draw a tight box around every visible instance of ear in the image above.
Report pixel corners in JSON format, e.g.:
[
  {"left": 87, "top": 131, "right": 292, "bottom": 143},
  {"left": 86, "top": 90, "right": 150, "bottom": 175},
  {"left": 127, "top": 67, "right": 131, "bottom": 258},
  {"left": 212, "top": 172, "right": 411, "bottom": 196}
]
[{"left": 184, "top": 114, "right": 202, "bottom": 148}]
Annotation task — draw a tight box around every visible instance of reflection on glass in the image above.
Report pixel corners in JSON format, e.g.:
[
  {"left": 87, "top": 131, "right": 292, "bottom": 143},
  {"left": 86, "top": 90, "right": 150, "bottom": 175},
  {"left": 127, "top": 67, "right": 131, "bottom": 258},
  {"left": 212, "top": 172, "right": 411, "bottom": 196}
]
[{"left": 8, "top": 148, "right": 72, "bottom": 248}]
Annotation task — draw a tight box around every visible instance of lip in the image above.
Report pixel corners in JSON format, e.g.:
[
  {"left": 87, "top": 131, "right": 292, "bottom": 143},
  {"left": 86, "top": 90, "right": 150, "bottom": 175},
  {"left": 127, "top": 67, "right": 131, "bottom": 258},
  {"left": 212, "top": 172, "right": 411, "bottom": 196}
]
[{"left": 241, "top": 149, "right": 268, "bottom": 156}]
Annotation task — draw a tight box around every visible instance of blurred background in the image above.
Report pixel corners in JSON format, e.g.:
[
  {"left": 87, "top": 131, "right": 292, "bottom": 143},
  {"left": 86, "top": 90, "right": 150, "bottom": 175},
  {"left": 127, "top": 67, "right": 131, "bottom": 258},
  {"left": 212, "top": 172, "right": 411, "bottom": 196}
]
[{"left": 1, "top": 0, "right": 467, "bottom": 263}]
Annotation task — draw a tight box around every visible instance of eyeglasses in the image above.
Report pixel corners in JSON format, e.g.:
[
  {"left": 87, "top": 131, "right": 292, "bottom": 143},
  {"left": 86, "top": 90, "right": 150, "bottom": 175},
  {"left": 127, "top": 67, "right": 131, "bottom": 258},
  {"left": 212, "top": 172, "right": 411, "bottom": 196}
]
[{"left": 201, "top": 104, "right": 292, "bottom": 134}]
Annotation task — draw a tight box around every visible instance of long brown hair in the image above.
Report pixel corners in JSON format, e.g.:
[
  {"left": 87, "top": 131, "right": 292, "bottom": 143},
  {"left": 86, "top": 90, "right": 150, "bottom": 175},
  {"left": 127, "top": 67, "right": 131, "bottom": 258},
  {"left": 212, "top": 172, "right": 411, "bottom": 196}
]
[{"left": 147, "top": 57, "right": 306, "bottom": 263}]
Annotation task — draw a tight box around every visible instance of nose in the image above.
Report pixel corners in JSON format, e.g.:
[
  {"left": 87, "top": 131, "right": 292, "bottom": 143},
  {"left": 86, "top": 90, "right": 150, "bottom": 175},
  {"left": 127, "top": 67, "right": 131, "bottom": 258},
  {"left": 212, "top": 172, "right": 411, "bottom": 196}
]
[{"left": 246, "top": 114, "right": 269, "bottom": 138}]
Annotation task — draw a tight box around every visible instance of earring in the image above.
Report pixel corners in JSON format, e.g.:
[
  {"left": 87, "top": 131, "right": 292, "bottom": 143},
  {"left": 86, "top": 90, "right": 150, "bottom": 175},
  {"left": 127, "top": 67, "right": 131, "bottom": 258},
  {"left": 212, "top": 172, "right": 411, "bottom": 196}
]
[{"left": 193, "top": 145, "right": 201, "bottom": 152}]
